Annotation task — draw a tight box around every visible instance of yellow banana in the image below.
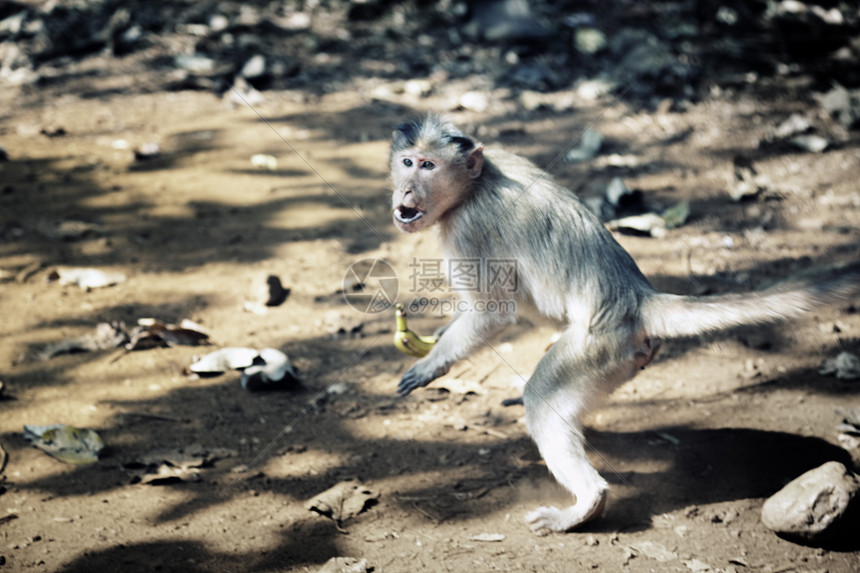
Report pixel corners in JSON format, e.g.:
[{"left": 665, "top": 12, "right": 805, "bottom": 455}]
[{"left": 393, "top": 303, "right": 437, "bottom": 357}]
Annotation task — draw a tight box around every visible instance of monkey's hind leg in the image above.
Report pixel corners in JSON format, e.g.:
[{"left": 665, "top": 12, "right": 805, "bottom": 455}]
[{"left": 522, "top": 333, "right": 615, "bottom": 533}]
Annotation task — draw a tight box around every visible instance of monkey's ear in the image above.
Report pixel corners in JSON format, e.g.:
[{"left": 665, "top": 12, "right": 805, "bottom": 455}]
[{"left": 466, "top": 145, "right": 484, "bottom": 179}]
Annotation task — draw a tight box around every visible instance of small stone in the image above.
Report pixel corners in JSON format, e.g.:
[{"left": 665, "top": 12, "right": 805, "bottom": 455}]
[
  {"left": 174, "top": 53, "right": 216, "bottom": 75},
  {"left": 728, "top": 156, "right": 767, "bottom": 201},
  {"left": 519, "top": 90, "right": 545, "bottom": 112},
  {"left": 715, "top": 6, "right": 738, "bottom": 25},
  {"left": 240, "top": 55, "right": 266, "bottom": 79},
  {"left": 816, "top": 83, "right": 860, "bottom": 128},
  {"left": 316, "top": 556, "right": 368, "bottom": 573},
  {"left": 251, "top": 154, "right": 278, "bottom": 171},
  {"left": 209, "top": 14, "right": 229, "bottom": 32},
  {"left": 682, "top": 559, "right": 712, "bottom": 572},
  {"left": 630, "top": 540, "right": 676, "bottom": 562},
  {"left": 605, "top": 177, "right": 631, "bottom": 207},
  {"left": 820, "top": 351, "right": 860, "bottom": 380},
  {"left": 404, "top": 79, "right": 432, "bottom": 97},
  {"left": 469, "top": 532, "right": 505, "bottom": 542},
  {"left": 576, "top": 78, "right": 616, "bottom": 101},
  {"left": 277, "top": 12, "right": 311, "bottom": 31},
  {"left": 459, "top": 91, "right": 489, "bottom": 113},
  {"left": 574, "top": 27, "right": 607, "bottom": 54},
  {"left": 464, "top": 0, "right": 548, "bottom": 42},
  {"left": 790, "top": 134, "right": 828, "bottom": 153},
  {"left": 774, "top": 113, "right": 811, "bottom": 138},
  {"left": 264, "top": 275, "right": 289, "bottom": 306},
  {"left": 134, "top": 142, "right": 160, "bottom": 161},
  {"left": 565, "top": 128, "right": 603, "bottom": 162},
  {"left": 0, "top": 11, "right": 26, "bottom": 36},
  {"left": 761, "top": 461, "right": 859, "bottom": 540}
]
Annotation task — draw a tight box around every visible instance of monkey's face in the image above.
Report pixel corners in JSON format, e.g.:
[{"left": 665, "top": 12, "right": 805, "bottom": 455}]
[
  {"left": 391, "top": 150, "right": 460, "bottom": 233},
  {"left": 391, "top": 145, "right": 483, "bottom": 233}
]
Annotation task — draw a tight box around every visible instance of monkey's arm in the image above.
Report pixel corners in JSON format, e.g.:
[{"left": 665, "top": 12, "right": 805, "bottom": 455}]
[{"left": 398, "top": 309, "right": 514, "bottom": 395}]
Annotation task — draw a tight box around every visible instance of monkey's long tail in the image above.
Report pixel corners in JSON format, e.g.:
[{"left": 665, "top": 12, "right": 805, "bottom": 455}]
[{"left": 642, "top": 261, "right": 860, "bottom": 339}]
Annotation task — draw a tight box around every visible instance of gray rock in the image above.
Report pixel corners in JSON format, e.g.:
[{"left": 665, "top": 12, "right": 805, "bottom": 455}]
[
  {"left": 240, "top": 54, "right": 266, "bottom": 79},
  {"left": 564, "top": 128, "right": 603, "bottom": 162},
  {"left": 605, "top": 177, "right": 631, "bottom": 206},
  {"left": 790, "top": 134, "right": 829, "bottom": 153},
  {"left": 817, "top": 84, "right": 860, "bottom": 128},
  {"left": 574, "top": 27, "right": 607, "bottom": 55},
  {"left": 175, "top": 53, "right": 216, "bottom": 75},
  {"left": 761, "top": 461, "right": 859, "bottom": 540},
  {"left": 0, "top": 11, "right": 27, "bottom": 37},
  {"left": 316, "top": 557, "right": 368, "bottom": 573},
  {"left": 465, "top": 0, "right": 549, "bottom": 42}
]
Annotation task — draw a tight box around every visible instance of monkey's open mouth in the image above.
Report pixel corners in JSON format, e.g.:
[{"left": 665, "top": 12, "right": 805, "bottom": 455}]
[{"left": 395, "top": 206, "right": 424, "bottom": 224}]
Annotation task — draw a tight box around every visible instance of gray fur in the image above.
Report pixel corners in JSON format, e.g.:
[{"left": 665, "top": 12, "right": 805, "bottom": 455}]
[{"left": 390, "top": 114, "right": 860, "bottom": 533}]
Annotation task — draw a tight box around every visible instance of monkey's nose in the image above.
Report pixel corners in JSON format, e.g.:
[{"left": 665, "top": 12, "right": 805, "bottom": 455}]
[{"left": 401, "top": 190, "right": 417, "bottom": 207}]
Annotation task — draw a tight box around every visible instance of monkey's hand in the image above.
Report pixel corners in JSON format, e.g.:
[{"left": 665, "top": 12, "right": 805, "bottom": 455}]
[
  {"left": 397, "top": 307, "right": 513, "bottom": 396},
  {"left": 397, "top": 359, "right": 450, "bottom": 396}
]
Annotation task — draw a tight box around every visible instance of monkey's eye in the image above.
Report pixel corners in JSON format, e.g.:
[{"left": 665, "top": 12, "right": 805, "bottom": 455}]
[
  {"left": 420, "top": 161, "right": 435, "bottom": 170},
  {"left": 402, "top": 158, "right": 413, "bottom": 167}
]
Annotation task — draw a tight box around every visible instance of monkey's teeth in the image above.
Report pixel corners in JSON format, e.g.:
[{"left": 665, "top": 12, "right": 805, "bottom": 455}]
[{"left": 395, "top": 207, "right": 423, "bottom": 223}]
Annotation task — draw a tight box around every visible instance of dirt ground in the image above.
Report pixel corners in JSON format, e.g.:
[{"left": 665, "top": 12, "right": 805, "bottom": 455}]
[{"left": 2, "top": 4, "right": 860, "bottom": 572}]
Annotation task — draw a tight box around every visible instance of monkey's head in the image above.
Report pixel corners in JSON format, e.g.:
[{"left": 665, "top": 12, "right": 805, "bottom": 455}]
[{"left": 389, "top": 115, "right": 484, "bottom": 233}]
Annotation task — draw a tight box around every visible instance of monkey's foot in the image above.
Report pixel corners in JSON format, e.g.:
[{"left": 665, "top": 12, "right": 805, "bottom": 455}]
[{"left": 525, "top": 491, "right": 607, "bottom": 533}]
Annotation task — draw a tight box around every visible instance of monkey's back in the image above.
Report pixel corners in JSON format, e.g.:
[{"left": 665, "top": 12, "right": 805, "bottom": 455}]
[{"left": 440, "top": 148, "right": 655, "bottom": 331}]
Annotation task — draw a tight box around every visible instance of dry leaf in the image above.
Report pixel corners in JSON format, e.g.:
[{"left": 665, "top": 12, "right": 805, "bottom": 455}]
[
  {"left": 23, "top": 424, "right": 104, "bottom": 464},
  {"left": 305, "top": 480, "right": 379, "bottom": 524}
]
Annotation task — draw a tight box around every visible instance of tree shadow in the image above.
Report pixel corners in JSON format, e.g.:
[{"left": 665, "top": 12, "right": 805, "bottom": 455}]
[{"left": 587, "top": 425, "right": 860, "bottom": 550}]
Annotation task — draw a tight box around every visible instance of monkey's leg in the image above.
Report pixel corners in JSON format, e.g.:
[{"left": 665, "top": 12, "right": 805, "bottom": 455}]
[
  {"left": 523, "top": 329, "right": 628, "bottom": 532},
  {"left": 398, "top": 308, "right": 514, "bottom": 395}
]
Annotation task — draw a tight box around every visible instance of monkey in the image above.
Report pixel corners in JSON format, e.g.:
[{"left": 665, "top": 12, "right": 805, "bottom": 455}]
[{"left": 388, "top": 113, "right": 860, "bottom": 533}]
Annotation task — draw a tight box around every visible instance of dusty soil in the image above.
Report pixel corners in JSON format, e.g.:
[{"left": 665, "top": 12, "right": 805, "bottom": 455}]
[{"left": 2, "top": 4, "right": 860, "bottom": 572}]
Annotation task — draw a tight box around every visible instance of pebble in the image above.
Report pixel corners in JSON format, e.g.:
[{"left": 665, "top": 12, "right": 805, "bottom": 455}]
[
  {"left": 458, "top": 91, "right": 489, "bottom": 113},
  {"left": 761, "top": 461, "right": 859, "bottom": 540},
  {"left": 816, "top": 83, "right": 860, "bottom": 128},
  {"left": 575, "top": 78, "right": 616, "bottom": 101},
  {"left": 316, "top": 556, "right": 368, "bottom": 573},
  {"left": 790, "top": 134, "right": 828, "bottom": 153},
  {"left": 174, "top": 53, "right": 216, "bottom": 74},
  {"left": 574, "top": 27, "right": 607, "bottom": 54},
  {"left": 403, "top": 79, "right": 432, "bottom": 97},
  {"left": 469, "top": 532, "right": 505, "bottom": 542},
  {"left": 605, "top": 177, "right": 630, "bottom": 206},
  {"left": 820, "top": 351, "right": 860, "bottom": 380},
  {"left": 240, "top": 54, "right": 266, "bottom": 79},
  {"left": 519, "top": 90, "right": 545, "bottom": 112},
  {"left": 565, "top": 128, "right": 603, "bottom": 162},
  {"left": 209, "top": 14, "right": 229, "bottom": 32},
  {"left": 774, "top": 113, "right": 810, "bottom": 138}
]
